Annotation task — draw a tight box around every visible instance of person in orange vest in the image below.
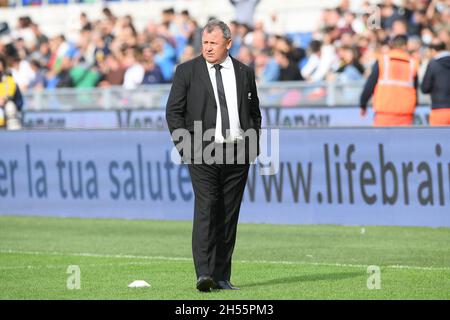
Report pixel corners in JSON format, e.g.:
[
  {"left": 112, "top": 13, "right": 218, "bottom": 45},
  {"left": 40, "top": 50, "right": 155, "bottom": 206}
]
[
  {"left": 421, "top": 40, "right": 450, "bottom": 126},
  {"left": 360, "top": 35, "right": 419, "bottom": 126},
  {"left": 0, "top": 55, "right": 23, "bottom": 129}
]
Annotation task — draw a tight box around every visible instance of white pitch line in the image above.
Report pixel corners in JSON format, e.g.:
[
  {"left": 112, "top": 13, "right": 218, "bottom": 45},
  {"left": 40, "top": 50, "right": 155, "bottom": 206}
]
[
  {"left": 0, "top": 261, "right": 162, "bottom": 271},
  {"left": 0, "top": 249, "right": 191, "bottom": 262},
  {"left": 0, "top": 249, "right": 449, "bottom": 271}
]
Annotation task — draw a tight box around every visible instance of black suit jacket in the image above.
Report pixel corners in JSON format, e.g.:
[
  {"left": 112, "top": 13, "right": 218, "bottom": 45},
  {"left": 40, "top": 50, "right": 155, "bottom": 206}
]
[{"left": 166, "top": 55, "right": 262, "bottom": 163}]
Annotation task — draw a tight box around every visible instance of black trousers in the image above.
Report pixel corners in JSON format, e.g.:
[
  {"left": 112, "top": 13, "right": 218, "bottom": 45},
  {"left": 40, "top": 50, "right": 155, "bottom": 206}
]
[{"left": 187, "top": 143, "right": 250, "bottom": 282}]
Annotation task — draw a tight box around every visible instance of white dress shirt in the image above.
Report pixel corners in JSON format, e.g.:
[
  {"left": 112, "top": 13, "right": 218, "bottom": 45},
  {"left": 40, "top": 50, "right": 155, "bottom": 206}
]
[{"left": 206, "top": 55, "right": 243, "bottom": 143}]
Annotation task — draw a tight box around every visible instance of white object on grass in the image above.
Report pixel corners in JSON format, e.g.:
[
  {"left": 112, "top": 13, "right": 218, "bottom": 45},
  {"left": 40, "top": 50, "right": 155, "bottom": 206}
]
[{"left": 128, "top": 280, "right": 151, "bottom": 288}]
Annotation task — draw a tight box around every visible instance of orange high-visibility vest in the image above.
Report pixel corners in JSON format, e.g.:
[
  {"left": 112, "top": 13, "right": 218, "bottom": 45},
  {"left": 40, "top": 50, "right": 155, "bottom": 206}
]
[{"left": 373, "top": 50, "right": 418, "bottom": 115}]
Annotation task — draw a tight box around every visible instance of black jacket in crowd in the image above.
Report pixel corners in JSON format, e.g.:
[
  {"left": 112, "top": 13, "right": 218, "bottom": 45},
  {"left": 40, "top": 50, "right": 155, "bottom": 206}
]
[{"left": 421, "top": 52, "right": 450, "bottom": 109}]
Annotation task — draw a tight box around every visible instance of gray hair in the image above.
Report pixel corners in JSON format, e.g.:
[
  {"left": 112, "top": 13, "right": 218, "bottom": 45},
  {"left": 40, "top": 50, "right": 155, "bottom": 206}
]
[{"left": 202, "top": 19, "right": 232, "bottom": 40}]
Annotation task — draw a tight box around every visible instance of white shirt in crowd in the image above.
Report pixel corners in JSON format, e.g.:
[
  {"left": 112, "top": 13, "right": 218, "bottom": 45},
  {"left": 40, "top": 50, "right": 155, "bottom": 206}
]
[
  {"left": 310, "top": 44, "right": 337, "bottom": 82},
  {"left": 11, "top": 60, "right": 35, "bottom": 90},
  {"left": 123, "top": 63, "right": 144, "bottom": 89},
  {"left": 301, "top": 53, "right": 320, "bottom": 80}
]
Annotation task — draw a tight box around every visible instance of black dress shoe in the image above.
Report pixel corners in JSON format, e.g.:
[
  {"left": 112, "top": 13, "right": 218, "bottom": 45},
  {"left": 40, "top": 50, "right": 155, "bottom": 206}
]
[
  {"left": 213, "top": 280, "right": 240, "bottom": 290},
  {"left": 196, "top": 276, "right": 215, "bottom": 292}
]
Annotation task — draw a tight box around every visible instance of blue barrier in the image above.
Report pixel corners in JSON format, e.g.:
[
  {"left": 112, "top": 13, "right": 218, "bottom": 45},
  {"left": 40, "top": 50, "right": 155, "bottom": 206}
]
[
  {"left": 0, "top": 128, "right": 449, "bottom": 227},
  {"left": 22, "top": 105, "right": 431, "bottom": 129}
]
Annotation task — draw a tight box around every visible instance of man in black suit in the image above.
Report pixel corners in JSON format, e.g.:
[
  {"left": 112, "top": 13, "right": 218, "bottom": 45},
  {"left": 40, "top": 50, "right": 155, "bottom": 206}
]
[{"left": 166, "top": 19, "right": 261, "bottom": 292}]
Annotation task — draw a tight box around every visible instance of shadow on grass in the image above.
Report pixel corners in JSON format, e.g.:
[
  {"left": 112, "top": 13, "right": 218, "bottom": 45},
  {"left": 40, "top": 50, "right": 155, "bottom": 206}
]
[{"left": 242, "top": 271, "right": 362, "bottom": 288}]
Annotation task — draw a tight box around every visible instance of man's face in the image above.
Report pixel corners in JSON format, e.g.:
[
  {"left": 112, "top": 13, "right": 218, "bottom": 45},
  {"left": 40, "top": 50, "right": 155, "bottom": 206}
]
[{"left": 202, "top": 27, "right": 232, "bottom": 64}]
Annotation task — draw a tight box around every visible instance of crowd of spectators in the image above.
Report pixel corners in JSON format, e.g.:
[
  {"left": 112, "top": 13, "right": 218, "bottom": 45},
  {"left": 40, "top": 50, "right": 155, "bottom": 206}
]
[{"left": 0, "top": 0, "right": 448, "bottom": 94}]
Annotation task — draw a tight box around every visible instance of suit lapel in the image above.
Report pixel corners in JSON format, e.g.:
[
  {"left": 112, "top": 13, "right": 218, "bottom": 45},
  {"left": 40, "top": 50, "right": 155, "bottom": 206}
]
[
  {"left": 196, "top": 55, "right": 217, "bottom": 108},
  {"left": 231, "top": 56, "right": 244, "bottom": 111},
  {"left": 195, "top": 55, "right": 244, "bottom": 111}
]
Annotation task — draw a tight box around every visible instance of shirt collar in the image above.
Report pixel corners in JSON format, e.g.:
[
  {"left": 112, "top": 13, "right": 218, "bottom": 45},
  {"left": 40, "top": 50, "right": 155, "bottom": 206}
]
[{"left": 206, "top": 55, "right": 232, "bottom": 70}]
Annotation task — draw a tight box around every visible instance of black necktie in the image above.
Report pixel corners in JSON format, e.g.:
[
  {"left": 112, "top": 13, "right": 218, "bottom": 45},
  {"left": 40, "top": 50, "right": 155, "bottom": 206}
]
[{"left": 213, "top": 64, "right": 230, "bottom": 140}]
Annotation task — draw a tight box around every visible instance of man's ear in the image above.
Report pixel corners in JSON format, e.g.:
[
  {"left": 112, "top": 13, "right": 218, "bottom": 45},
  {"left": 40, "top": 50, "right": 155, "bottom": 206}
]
[{"left": 226, "top": 39, "right": 233, "bottom": 50}]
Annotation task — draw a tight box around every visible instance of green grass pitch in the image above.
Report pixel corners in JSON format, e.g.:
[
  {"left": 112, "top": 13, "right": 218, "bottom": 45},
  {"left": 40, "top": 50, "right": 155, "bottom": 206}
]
[{"left": 0, "top": 215, "right": 449, "bottom": 299}]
